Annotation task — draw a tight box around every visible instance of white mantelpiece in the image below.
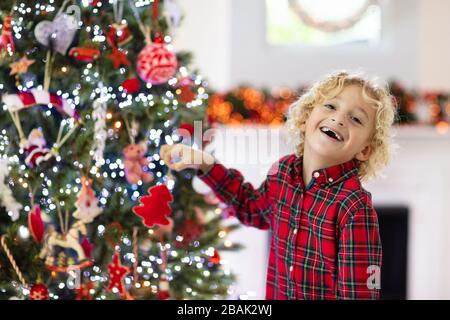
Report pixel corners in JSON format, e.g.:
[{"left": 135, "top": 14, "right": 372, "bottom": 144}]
[{"left": 212, "top": 125, "right": 450, "bottom": 299}]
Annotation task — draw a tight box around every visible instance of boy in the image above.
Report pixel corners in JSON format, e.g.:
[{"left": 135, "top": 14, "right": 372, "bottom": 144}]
[{"left": 160, "top": 71, "right": 396, "bottom": 300}]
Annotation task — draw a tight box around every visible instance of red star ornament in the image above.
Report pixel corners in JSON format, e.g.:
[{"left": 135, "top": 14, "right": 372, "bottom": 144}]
[
  {"left": 107, "top": 251, "right": 131, "bottom": 298},
  {"left": 132, "top": 184, "right": 174, "bottom": 228},
  {"left": 76, "top": 281, "right": 94, "bottom": 300},
  {"left": 107, "top": 47, "right": 130, "bottom": 69}
]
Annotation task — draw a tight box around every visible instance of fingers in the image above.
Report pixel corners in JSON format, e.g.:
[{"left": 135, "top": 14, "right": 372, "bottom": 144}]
[{"left": 159, "top": 144, "right": 185, "bottom": 172}]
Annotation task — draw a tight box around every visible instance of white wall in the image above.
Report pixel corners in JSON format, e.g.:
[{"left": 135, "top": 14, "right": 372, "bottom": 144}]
[
  {"left": 175, "top": 0, "right": 450, "bottom": 92},
  {"left": 417, "top": 0, "right": 450, "bottom": 91},
  {"left": 173, "top": 0, "right": 232, "bottom": 91},
  {"left": 230, "top": 0, "right": 420, "bottom": 88}
]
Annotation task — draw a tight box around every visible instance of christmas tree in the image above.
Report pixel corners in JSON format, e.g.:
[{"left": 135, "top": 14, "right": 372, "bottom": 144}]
[{"left": 0, "top": 0, "right": 240, "bottom": 300}]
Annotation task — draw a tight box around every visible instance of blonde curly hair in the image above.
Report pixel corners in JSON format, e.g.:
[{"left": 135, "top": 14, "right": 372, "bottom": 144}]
[{"left": 285, "top": 71, "right": 397, "bottom": 181}]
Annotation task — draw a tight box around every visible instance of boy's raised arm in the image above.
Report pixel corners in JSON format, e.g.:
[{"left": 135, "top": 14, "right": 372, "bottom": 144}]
[{"left": 197, "top": 162, "right": 274, "bottom": 230}]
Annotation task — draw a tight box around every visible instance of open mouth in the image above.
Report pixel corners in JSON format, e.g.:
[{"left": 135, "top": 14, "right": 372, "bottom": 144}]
[{"left": 320, "top": 126, "right": 343, "bottom": 142}]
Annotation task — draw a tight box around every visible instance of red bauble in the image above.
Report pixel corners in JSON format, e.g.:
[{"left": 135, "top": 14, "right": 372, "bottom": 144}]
[
  {"left": 29, "top": 283, "right": 49, "bottom": 300},
  {"left": 136, "top": 43, "right": 178, "bottom": 85},
  {"left": 122, "top": 78, "right": 140, "bottom": 94}
]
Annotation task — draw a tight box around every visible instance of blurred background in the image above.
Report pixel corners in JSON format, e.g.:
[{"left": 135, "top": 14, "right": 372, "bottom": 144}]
[{"left": 174, "top": 0, "right": 450, "bottom": 299}]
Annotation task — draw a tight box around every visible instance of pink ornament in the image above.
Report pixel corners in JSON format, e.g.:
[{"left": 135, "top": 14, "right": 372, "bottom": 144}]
[
  {"left": 122, "top": 143, "right": 153, "bottom": 185},
  {"left": 136, "top": 43, "right": 178, "bottom": 85}
]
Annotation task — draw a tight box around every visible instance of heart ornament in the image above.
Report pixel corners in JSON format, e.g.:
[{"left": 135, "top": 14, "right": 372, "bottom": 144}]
[{"left": 34, "top": 13, "right": 78, "bottom": 55}]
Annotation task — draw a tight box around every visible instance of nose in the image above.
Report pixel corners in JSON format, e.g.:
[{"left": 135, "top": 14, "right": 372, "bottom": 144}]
[{"left": 331, "top": 117, "right": 345, "bottom": 127}]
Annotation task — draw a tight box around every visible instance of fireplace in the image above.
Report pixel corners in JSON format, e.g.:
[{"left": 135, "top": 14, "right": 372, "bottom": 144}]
[{"left": 376, "top": 206, "right": 409, "bottom": 300}]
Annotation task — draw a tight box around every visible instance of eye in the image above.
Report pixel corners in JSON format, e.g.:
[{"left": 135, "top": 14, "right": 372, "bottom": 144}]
[
  {"left": 351, "top": 116, "right": 363, "bottom": 125},
  {"left": 324, "top": 104, "right": 335, "bottom": 110}
]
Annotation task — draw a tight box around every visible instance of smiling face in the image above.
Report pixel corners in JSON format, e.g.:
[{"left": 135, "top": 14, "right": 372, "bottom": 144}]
[{"left": 302, "top": 84, "right": 377, "bottom": 165}]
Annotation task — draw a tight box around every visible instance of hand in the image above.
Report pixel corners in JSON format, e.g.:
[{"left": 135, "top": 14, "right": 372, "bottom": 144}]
[{"left": 159, "top": 144, "right": 215, "bottom": 172}]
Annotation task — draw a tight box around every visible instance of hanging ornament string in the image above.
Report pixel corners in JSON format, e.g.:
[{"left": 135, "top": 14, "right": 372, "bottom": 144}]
[
  {"left": 7, "top": 109, "right": 27, "bottom": 147},
  {"left": 52, "top": 119, "right": 80, "bottom": 156},
  {"left": 128, "top": 0, "right": 153, "bottom": 44},
  {"left": 0, "top": 235, "right": 28, "bottom": 288},
  {"left": 113, "top": 0, "right": 125, "bottom": 24},
  {"left": 55, "top": 201, "right": 67, "bottom": 235},
  {"left": 152, "top": 0, "right": 160, "bottom": 33},
  {"left": 123, "top": 115, "right": 139, "bottom": 146}
]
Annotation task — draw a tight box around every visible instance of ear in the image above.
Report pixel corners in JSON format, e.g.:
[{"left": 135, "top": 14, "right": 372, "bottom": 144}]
[{"left": 355, "top": 143, "right": 372, "bottom": 162}]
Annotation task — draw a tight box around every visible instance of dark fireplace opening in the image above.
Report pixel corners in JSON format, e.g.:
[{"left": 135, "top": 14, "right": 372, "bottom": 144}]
[{"left": 375, "top": 206, "right": 409, "bottom": 300}]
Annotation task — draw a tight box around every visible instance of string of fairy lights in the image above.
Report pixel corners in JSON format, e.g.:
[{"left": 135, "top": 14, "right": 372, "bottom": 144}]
[{"left": 0, "top": 0, "right": 236, "bottom": 299}]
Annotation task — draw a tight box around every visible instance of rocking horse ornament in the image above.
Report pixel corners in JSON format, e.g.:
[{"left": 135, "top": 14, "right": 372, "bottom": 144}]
[{"left": 38, "top": 176, "right": 102, "bottom": 272}]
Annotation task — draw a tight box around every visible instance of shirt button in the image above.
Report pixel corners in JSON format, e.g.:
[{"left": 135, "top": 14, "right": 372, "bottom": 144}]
[
  {"left": 328, "top": 177, "right": 333, "bottom": 182},
  {"left": 293, "top": 228, "right": 298, "bottom": 234},
  {"left": 289, "top": 265, "right": 294, "bottom": 272},
  {"left": 313, "top": 172, "right": 320, "bottom": 178}
]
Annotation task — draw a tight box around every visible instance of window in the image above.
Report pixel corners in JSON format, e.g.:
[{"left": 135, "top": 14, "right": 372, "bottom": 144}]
[{"left": 266, "top": 0, "right": 381, "bottom": 46}]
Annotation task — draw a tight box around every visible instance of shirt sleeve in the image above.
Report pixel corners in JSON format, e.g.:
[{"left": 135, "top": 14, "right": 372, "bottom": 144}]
[
  {"left": 336, "top": 205, "right": 382, "bottom": 299},
  {"left": 197, "top": 162, "right": 275, "bottom": 230}
]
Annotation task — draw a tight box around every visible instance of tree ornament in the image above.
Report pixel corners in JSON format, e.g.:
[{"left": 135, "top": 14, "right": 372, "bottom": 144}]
[
  {"left": 107, "top": 251, "right": 131, "bottom": 298},
  {"left": 34, "top": 13, "right": 78, "bottom": 55},
  {"left": 107, "top": 22, "right": 133, "bottom": 47},
  {"left": 9, "top": 56, "right": 35, "bottom": 76},
  {"left": 39, "top": 221, "right": 93, "bottom": 272},
  {"left": 121, "top": 78, "right": 140, "bottom": 94},
  {"left": 76, "top": 281, "right": 94, "bottom": 300},
  {"left": 28, "top": 205, "right": 45, "bottom": 243},
  {"left": 158, "top": 273, "right": 170, "bottom": 300},
  {"left": 2, "top": 89, "right": 80, "bottom": 120},
  {"left": 122, "top": 143, "right": 153, "bottom": 184},
  {"left": 0, "top": 159, "right": 23, "bottom": 221},
  {"left": 29, "top": 283, "right": 49, "bottom": 300},
  {"left": 73, "top": 176, "right": 102, "bottom": 224},
  {"left": 132, "top": 184, "right": 173, "bottom": 227},
  {"left": 107, "top": 47, "right": 130, "bottom": 69},
  {"left": 136, "top": 41, "right": 178, "bottom": 85},
  {"left": 24, "top": 128, "right": 53, "bottom": 168},
  {"left": 0, "top": 15, "right": 14, "bottom": 54},
  {"left": 69, "top": 46, "right": 100, "bottom": 63},
  {"left": 91, "top": 95, "right": 107, "bottom": 166}
]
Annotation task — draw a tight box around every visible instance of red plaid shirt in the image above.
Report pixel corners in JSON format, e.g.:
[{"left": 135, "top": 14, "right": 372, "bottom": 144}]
[{"left": 198, "top": 154, "right": 382, "bottom": 300}]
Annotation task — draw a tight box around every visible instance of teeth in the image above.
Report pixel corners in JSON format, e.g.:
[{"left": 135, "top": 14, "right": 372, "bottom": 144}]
[{"left": 320, "top": 127, "right": 343, "bottom": 141}]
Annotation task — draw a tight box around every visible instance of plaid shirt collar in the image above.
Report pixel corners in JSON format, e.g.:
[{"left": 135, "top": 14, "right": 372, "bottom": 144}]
[{"left": 292, "top": 155, "right": 360, "bottom": 189}]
